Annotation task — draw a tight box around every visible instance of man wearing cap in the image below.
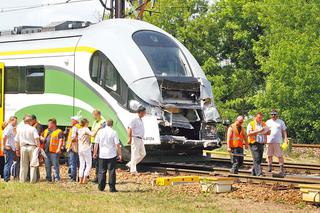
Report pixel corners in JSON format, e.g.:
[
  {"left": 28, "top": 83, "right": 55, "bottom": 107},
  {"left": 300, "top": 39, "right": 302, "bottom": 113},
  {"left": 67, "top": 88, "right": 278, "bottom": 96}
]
[
  {"left": 66, "top": 116, "right": 81, "bottom": 181},
  {"left": 126, "top": 106, "right": 146, "bottom": 175},
  {"left": 266, "top": 109, "right": 288, "bottom": 175},
  {"left": 227, "top": 116, "right": 248, "bottom": 174}
]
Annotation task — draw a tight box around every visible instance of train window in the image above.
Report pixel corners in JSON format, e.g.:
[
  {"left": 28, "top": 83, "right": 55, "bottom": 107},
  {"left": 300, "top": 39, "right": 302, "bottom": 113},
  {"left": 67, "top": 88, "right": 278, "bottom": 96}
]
[
  {"left": 90, "top": 53, "right": 100, "bottom": 82},
  {"left": 90, "top": 51, "right": 128, "bottom": 106},
  {"left": 25, "top": 66, "right": 44, "bottom": 93},
  {"left": 133, "top": 30, "right": 192, "bottom": 77},
  {"left": 102, "top": 58, "right": 118, "bottom": 91},
  {"left": 5, "top": 67, "right": 19, "bottom": 93}
]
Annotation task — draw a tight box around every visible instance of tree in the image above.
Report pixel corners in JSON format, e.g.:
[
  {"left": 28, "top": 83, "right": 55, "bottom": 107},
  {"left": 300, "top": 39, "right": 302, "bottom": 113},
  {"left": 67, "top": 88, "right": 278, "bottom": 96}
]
[{"left": 253, "top": 0, "right": 320, "bottom": 143}]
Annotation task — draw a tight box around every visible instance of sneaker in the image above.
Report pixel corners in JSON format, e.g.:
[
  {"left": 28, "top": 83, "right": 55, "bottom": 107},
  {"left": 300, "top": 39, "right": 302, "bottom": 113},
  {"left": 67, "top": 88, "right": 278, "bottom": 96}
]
[{"left": 110, "top": 188, "right": 118, "bottom": 193}]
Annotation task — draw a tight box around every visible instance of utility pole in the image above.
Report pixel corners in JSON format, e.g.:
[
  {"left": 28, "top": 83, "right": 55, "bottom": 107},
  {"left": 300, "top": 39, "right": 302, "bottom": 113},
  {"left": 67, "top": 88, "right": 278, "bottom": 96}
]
[
  {"left": 115, "top": 0, "right": 125, "bottom": 18},
  {"left": 109, "top": 0, "right": 114, "bottom": 18}
]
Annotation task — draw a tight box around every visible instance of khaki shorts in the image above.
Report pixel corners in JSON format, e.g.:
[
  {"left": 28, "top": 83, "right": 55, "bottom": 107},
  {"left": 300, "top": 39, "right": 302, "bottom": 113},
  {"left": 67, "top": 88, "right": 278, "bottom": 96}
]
[{"left": 267, "top": 143, "right": 283, "bottom": 157}]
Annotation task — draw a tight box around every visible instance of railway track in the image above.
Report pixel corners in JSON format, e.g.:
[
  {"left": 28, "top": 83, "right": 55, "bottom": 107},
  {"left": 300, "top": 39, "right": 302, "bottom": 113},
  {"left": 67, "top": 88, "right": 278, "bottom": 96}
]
[
  {"left": 209, "top": 157, "right": 320, "bottom": 174},
  {"left": 221, "top": 142, "right": 320, "bottom": 148},
  {"left": 139, "top": 162, "right": 320, "bottom": 187}
]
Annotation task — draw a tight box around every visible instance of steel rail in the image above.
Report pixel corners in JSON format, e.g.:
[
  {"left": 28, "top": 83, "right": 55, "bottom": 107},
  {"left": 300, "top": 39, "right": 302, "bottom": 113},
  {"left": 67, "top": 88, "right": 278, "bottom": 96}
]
[{"left": 140, "top": 163, "right": 320, "bottom": 187}]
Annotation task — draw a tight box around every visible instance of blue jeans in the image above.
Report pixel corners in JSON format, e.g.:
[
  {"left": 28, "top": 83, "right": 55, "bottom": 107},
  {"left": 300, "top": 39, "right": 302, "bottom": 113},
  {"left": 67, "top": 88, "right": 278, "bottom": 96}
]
[
  {"left": 68, "top": 150, "right": 78, "bottom": 181},
  {"left": 45, "top": 152, "right": 60, "bottom": 181},
  {"left": 4, "top": 149, "right": 15, "bottom": 182}
]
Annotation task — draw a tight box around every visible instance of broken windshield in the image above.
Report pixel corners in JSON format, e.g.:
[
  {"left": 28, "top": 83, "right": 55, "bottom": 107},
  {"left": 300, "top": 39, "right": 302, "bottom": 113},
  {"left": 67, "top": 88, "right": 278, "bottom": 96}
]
[{"left": 133, "top": 30, "right": 192, "bottom": 77}]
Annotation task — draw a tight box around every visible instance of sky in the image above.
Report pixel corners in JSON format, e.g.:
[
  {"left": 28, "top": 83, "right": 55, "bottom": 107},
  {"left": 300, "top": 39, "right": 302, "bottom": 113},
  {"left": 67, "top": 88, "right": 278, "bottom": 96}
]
[
  {"left": 0, "top": 0, "right": 216, "bottom": 31},
  {"left": 0, "top": 0, "right": 106, "bottom": 30}
]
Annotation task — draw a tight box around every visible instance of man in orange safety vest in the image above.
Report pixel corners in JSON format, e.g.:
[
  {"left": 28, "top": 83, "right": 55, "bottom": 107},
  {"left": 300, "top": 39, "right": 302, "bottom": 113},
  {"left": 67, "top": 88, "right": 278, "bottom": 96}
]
[{"left": 227, "top": 116, "right": 248, "bottom": 174}]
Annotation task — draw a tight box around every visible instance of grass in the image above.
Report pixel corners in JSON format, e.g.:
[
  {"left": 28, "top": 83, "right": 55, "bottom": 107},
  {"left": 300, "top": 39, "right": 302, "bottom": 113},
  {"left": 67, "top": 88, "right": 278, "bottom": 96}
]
[{"left": 0, "top": 180, "right": 224, "bottom": 213}]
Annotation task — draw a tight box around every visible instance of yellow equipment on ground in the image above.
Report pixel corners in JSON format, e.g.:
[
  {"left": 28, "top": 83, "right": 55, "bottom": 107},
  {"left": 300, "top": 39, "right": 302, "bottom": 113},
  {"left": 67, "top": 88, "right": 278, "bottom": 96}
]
[
  {"left": 299, "top": 184, "right": 320, "bottom": 203},
  {"left": 155, "top": 176, "right": 235, "bottom": 193},
  {"left": 155, "top": 176, "right": 200, "bottom": 186},
  {"left": 200, "top": 177, "right": 235, "bottom": 193}
]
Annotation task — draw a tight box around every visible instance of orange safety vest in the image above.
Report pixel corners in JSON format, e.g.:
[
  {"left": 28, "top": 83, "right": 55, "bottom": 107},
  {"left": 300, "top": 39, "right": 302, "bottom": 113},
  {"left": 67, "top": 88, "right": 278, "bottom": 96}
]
[
  {"left": 228, "top": 123, "right": 246, "bottom": 148},
  {"left": 0, "top": 138, "right": 3, "bottom": 157},
  {"left": 248, "top": 120, "right": 266, "bottom": 144},
  {"left": 43, "top": 128, "right": 63, "bottom": 153},
  {"left": 66, "top": 124, "right": 81, "bottom": 149}
]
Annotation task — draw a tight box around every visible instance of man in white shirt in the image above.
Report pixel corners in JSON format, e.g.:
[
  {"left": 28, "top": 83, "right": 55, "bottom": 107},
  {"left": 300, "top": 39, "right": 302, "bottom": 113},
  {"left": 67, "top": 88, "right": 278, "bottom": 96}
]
[
  {"left": 126, "top": 106, "right": 146, "bottom": 175},
  {"left": 266, "top": 109, "right": 288, "bottom": 175},
  {"left": 14, "top": 115, "right": 40, "bottom": 183},
  {"left": 93, "top": 119, "right": 122, "bottom": 192}
]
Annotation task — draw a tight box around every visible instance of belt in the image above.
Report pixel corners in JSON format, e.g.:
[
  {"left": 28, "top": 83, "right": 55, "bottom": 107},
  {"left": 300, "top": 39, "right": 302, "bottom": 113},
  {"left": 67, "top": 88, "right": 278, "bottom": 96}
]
[
  {"left": 133, "top": 136, "right": 143, "bottom": 139},
  {"left": 22, "top": 144, "right": 37, "bottom": 147}
]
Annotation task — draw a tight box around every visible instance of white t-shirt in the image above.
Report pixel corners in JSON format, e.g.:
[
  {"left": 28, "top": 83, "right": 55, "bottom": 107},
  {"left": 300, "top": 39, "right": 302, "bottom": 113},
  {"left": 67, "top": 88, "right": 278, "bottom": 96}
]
[
  {"left": 3, "top": 124, "right": 16, "bottom": 151},
  {"left": 128, "top": 117, "right": 144, "bottom": 138},
  {"left": 14, "top": 124, "right": 39, "bottom": 146},
  {"left": 77, "top": 127, "right": 94, "bottom": 152},
  {"left": 266, "top": 119, "right": 287, "bottom": 143},
  {"left": 94, "top": 126, "right": 119, "bottom": 159}
]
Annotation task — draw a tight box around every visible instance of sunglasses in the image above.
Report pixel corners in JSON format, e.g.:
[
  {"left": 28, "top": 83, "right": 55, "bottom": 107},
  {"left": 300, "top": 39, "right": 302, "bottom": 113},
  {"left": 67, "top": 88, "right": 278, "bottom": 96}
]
[{"left": 271, "top": 113, "right": 277, "bottom": 116}]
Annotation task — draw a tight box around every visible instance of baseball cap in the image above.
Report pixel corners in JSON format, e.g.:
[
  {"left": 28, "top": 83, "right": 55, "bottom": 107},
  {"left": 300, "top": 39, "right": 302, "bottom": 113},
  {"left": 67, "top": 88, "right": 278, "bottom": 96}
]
[{"left": 71, "top": 116, "right": 80, "bottom": 122}]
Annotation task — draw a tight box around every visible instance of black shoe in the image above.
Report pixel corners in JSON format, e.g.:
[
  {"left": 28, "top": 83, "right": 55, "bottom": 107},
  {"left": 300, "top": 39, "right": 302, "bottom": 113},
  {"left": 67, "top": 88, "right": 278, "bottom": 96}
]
[
  {"left": 229, "top": 169, "right": 238, "bottom": 174},
  {"left": 110, "top": 188, "right": 118, "bottom": 193}
]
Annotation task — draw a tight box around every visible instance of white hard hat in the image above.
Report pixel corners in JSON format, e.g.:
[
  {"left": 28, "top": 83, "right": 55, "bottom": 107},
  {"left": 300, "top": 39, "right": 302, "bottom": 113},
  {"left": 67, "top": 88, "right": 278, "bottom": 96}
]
[{"left": 70, "top": 116, "right": 80, "bottom": 122}]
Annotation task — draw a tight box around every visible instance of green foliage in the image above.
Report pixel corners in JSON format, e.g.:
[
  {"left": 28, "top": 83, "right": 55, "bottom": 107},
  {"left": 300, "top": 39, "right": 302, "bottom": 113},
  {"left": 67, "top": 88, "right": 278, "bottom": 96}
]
[
  {"left": 143, "top": 0, "right": 320, "bottom": 143},
  {"left": 253, "top": 0, "right": 320, "bottom": 143}
]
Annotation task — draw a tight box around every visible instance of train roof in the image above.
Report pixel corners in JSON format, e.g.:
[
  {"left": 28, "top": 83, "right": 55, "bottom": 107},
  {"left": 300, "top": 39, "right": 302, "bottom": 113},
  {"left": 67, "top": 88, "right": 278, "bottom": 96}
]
[{"left": 0, "top": 19, "right": 162, "bottom": 42}]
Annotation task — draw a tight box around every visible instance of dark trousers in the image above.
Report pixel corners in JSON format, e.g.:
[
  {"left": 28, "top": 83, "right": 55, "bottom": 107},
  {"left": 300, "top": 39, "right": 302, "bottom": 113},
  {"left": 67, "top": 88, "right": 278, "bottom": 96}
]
[
  {"left": 250, "top": 142, "right": 264, "bottom": 176},
  {"left": 0, "top": 156, "right": 4, "bottom": 178},
  {"left": 230, "top": 147, "right": 244, "bottom": 174},
  {"left": 98, "top": 157, "right": 117, "bottom": 191},
  {"left": 92, "top": 145, "right": 99, "bottom": 181}
]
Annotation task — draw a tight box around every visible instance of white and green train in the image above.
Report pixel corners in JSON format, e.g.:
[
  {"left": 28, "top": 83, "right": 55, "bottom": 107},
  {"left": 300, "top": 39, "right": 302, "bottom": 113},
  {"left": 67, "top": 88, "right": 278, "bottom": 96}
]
[{"left": 0, "top": 19, "right": 221, "bottom": 159}]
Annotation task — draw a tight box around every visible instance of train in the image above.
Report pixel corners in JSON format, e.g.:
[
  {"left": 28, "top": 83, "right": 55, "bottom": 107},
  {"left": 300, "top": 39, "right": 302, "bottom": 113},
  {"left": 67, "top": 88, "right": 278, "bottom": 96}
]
[{"left": 0, "top": 19, "right": 221, "bottom": 161}]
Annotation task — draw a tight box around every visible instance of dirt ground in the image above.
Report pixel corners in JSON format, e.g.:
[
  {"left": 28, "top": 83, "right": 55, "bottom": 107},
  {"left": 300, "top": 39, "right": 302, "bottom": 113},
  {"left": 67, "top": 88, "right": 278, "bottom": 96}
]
[
  {"left": 118, "top": 172, "right": 319, "bottom": 213},
  {"left": 1, "top": 164, "right": 319, "bottom": 212}
]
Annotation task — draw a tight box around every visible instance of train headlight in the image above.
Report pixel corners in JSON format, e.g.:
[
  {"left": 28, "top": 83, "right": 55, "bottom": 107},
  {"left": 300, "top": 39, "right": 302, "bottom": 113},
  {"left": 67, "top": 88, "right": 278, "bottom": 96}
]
[
  {"left": 151, "top": 107, "right": 163, "bottom": 119},
  {"left": 204, "top": 105, "right": 220, "bottom": 122}
]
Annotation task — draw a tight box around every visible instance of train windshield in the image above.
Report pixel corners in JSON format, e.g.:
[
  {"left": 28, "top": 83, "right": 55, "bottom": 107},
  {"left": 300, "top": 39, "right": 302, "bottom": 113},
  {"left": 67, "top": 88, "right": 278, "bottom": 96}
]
[{"left": 133, "top": 31, "right": 192, "bottom": 77}]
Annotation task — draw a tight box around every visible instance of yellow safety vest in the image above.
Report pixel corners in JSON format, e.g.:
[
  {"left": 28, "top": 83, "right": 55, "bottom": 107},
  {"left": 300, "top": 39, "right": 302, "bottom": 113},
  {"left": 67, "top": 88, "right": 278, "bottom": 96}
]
[
  {"left": 66, "top": 124, "right": 81, "bottom": 149},
  {"left": 248, "top": 120, "right": 266, "bottom": 144}
]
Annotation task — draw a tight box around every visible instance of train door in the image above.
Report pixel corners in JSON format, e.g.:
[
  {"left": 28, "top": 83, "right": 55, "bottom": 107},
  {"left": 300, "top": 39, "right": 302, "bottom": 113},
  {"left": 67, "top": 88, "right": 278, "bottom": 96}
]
[
  {"left": 0, "top": 63, "right": 4, "bottom": 123},
  {"left": 0, "top": 63, "right": 4, "bottom": 155}
]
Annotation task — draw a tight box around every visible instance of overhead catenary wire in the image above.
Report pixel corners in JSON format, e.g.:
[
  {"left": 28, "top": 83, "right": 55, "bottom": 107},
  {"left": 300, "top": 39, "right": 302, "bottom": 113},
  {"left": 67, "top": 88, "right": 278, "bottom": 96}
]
[{"left": 0, "top": 0, "right": 96, "bottom": 13}]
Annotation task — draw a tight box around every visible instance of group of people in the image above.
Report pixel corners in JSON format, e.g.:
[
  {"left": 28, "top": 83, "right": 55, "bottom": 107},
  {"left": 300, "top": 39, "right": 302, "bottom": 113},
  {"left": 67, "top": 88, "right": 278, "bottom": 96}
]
[
  {"left": 227, "top": 109, "right": 288, "bottom": 176},
  {"left": 0, "top": 106, "right": 147, "bottom": 193}
]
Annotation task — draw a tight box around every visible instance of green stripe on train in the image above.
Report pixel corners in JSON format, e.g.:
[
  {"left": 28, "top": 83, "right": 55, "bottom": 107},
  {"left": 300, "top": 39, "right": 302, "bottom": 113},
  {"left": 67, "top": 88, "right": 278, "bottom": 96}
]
[{"left": 15, "top": 68, "right": 128, "bottom": 145}]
